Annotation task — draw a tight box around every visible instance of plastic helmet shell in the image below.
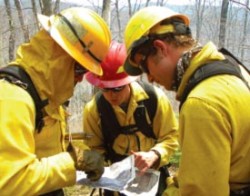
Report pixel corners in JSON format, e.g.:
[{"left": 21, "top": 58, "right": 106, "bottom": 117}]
[
  {"left": 38, "top": 7, "right": 111, "bottom": 76},
  {"left": 123, "top": 6, "right": 190, "bottom": 76},
  {"left": 85, "top": 41, "right": 139, "bottom": 88},
  {"left": 124, "top": 6, "right": 190, "bottom": 51}
]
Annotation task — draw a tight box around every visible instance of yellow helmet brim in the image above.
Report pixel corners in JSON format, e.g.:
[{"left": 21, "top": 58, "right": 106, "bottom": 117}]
[{"left": 38, "top": 8, "right": 111, "bottom": 76}]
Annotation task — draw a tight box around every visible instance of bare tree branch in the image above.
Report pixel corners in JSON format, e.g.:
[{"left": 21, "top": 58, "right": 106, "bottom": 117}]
[{"left": 230, "top": 0, "right": 250, "bottom": 10}]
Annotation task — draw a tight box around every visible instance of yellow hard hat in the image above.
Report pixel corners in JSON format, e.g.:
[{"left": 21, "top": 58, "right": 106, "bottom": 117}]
[
  {"left": 38, "top": 7, "right": 111, "bottom": 76},
  {"left": 124, "top": 6, "right": 190, "bottom": 75}
]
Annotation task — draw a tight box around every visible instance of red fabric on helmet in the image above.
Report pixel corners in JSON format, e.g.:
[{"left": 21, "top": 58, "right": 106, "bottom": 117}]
[{"left": 85, "top": 41, "right": 138, "bottom": 88}]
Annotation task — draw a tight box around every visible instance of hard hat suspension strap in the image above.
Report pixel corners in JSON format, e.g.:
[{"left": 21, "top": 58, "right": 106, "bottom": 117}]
[{"left": 58, "top": 13, "right": 102, "bottom": 63}]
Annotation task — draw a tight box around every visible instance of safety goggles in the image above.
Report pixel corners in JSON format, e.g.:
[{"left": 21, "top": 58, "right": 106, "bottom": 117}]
[
  {"left": 129, "top": 37, "right": 155, "bottom": 74},
  {"left": 137, "top": 51, "right": 151, "bottom": 74},
  {"left": 127, "top": 18, "right": 191, "bottom": 74},
  {"left": 101, "top": 85, "right": 125, "bottom": 93},
  {"left": 74, "top": 62, "right": 87, "bottom": 76}
]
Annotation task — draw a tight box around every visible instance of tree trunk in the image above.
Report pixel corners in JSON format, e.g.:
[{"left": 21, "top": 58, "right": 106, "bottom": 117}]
[
  {"left": 4, "top": 0, "right": 15, "bottom": 61},
  {"left": 14, "top": 0, "right": 29, "bottom": 42},
  {"left": 157, "top": 0, "right": 167, "bottom": 6},
  {"left": 53, "top": 0, "right": 60, "bottom": 14},
  {"left": 219, "top": 0, "right": 229, "bottom": 48},
  {"left": 102, "top": 0, "right": 111, "bottom": 26},
  {"left": 145, "top": 0, "right": 151, "bottom": 6},
  {"left": 127, "top": 0, "right": 132, "bottom": 17},
  {"left": 115, "top": 0, "right": 122, "bottom": 42},
  {"left": 240, "top": 0, "right": 249, "bottom": 61},
  {"left": 31, "top": 0, "right": 40, "bottom": 30},
  {"left": 195, "top": 0, "right": 206, "bottom": 41},
  {"left": 95, "top": 0, "right": 111, "bottom": 94},
  {"left": 39, "top": 0, "right": 52, "bottom": 16},
  {"left": 0, "top": 9, "right": 2, "bottom": 66}
]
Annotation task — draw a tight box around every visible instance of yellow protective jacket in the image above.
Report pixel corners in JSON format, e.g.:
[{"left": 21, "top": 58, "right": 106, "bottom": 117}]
[
  {"left": 0, "top": 30, "right": 79, "bottom": 195},
  {"left": 83, "top": 81, "right": 179, "bottom": 167},
  {"left": 164, "top": 42, "right": 250, "bottom": 196}
]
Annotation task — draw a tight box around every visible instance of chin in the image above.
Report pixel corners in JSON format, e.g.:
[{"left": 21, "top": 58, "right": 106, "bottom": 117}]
[
  {"left": 110, "top": 100, "right": 120, "bottom": 106},
  {"left": 159, "top": 82, "right": 171, "bottom": 91},
  {"left": 155, "top": 80, "right": 167, "bottom": 89},
  {"left": 165, "top": 85, "right": 174, "bottom": 91},
  {"left": 164, "top": 84, "right": 171, "bottom": 90}
]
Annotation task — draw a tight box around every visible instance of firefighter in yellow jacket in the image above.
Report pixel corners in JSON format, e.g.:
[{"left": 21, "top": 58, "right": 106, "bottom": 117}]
[
  {"left": 0, "top": 7, "right": 111, "bottom": 195},
  {"left": 83, "top": 41, "right": 179, "bottom": 195},
  {"left": 123, "top": 6, "right": 250, "bottom": 196}
]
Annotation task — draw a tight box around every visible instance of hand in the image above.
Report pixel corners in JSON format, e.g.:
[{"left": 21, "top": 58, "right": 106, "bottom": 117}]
[
  {"left": 131, "top": 150, "right": 160, "bottom": 174},
  {"left": 67, "top": 143, "right": 104, "bottom": 181},
  {"left": 82, "top": 150, "right": 104, "bottom": 181}
]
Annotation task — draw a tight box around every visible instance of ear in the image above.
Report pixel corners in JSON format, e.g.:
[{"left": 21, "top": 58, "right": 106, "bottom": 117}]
[{"left": 153, "top": 39, "right": 168, "bottom": 56}]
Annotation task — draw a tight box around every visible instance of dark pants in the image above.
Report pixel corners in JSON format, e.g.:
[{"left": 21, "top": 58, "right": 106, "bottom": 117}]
[
  {"left": 40, "top": 189, "right": 64, "bottom": 196},
  {"left": 156, "top": 165, "right": 170, "bottom": 196}
]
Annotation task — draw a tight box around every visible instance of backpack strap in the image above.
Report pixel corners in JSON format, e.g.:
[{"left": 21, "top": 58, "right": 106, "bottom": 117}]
[
  {"left": 95, "top": 92, "right": 127, "bottom": 162},
  {"left": 219, "top": 48, "right": 250, "bottom": 74},
  {"left": 0, "top": 65, "right": 48, "bottom": 132},
  {"left": 179, "top": 56, "right": 249, "bottom": 110},
  {"left": 219, "top": 48, "right": 250, "bottom": 90},
  {"left": 135, "top": 81, "right": 157, "bottom": 139}
]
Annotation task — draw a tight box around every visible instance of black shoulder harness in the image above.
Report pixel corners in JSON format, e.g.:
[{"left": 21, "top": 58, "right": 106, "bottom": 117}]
[
  {"left": 179, "top": 48, "right": 250, "bottom": 110},
  {"left": 0, "top": 65, "right": 48, "bottom": 132}
]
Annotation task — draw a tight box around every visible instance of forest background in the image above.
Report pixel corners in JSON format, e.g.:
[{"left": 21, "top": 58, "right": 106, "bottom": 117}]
[
  {"left": 0, "top": 0, "right": 249, "bottom": 131},
  {"left": 0, "top": 0, "right": 249, "bottom": 194}
]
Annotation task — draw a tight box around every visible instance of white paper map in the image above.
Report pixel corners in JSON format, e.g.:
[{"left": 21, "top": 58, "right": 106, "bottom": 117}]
[{"left": 76, "top": 155, "right": 160, "bottom": 195}]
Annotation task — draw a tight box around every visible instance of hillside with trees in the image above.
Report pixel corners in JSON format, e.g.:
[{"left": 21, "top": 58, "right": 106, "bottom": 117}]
[
  {"left": 0, "top": 0, "right": 249, "bottom": 131},
  {"left": 0, "top": 0, "right": 249, "bottom": 195}
]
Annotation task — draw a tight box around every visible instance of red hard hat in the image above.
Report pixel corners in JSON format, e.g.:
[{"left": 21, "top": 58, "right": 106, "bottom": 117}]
[{"left": 85, "top": 41, "right": 139, "bottom": 88}]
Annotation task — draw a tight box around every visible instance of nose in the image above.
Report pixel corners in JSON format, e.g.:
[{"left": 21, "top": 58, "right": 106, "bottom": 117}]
[
  {"left": 104, "top": 90, "right": 115, "bottom": 96},
  {"left": 110, "top": 91, "right": 118, "bottom": 98}
]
